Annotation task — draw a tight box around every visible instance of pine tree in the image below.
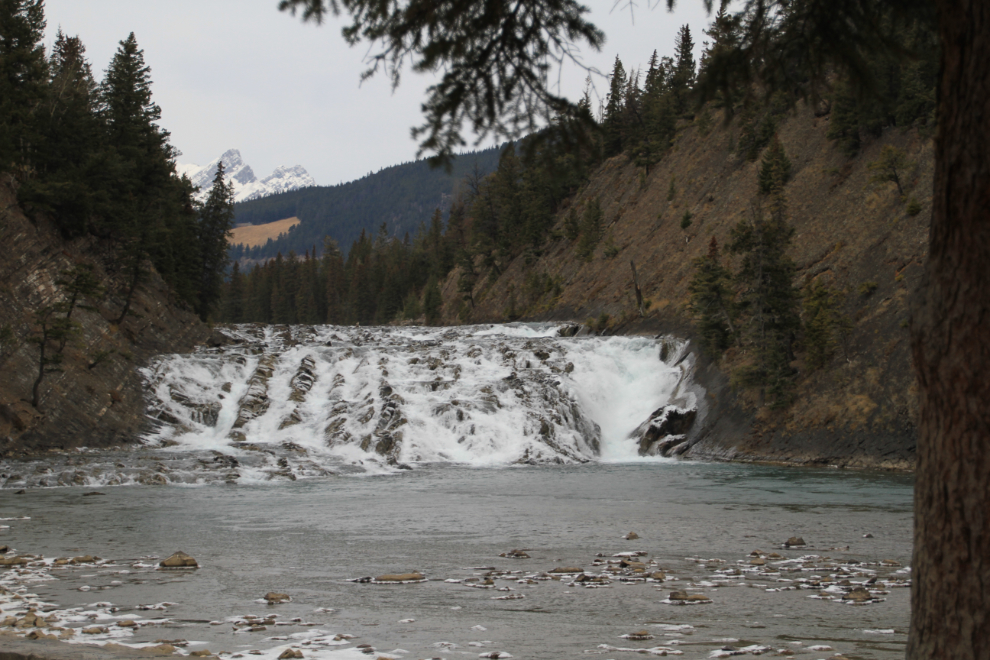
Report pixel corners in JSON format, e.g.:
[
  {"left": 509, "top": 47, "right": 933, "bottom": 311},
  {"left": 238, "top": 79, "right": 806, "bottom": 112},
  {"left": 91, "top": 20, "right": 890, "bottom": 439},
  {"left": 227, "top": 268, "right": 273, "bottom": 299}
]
[
  {"left": 99, "top": 33, "right": 193, "bottom": 318},
  {"left": 196, "top": 161, "right": 235, "bottom": 320},
  {"left": 17, "top": 30, "right": 103, "bottom": 235},
  {"left": 728, "top": 183, "right": 800, "bottom": 407},
  {"left": 758, "top": 135, "right": 792, "bottom": 194},
  {"left": 0, "top": 0, "right": 48, "bottom": 171},
  {"left": 28, "top": 265, "right": 103, "bottom": 409},
  {"left": 575, "top": 197, "right": 602, "bottom": 262},
  {"left": 868, "top": 145, "right": 914, "bottom": 196},
  {"left": 224, "top": 261, "right": 245, "bottom": 323},
  {"left": 423, "top": 275, "right": 443, "bottom": 325},
  {"left": 602, "top": 56, "right": 627, "bottom": 157},
  {"left": 802, "top": 280, "right": 848, "bottom": 371},
  {"left": 697, "top": 1, "right": 740, "bottom": 108},
  {"left": 563, "top": 206, "right": 579, "bottom": 240},
  {"left": 689, "top": 237, "right": 737, "bottom": 356},
  {"left": 671, "top": 25, "right": 696, "bottom": 115}
]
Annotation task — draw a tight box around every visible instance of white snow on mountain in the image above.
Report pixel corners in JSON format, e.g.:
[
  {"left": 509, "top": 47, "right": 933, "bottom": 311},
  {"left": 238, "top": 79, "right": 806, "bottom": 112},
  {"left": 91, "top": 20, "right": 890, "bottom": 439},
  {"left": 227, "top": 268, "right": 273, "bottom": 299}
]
[{"left": 177, "top": 149, "right": 316, "bottom": 204}]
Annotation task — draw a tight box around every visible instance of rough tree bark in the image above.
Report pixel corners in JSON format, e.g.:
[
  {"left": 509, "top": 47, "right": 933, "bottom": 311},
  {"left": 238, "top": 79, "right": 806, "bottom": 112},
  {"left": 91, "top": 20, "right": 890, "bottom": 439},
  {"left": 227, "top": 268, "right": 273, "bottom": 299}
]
[{"left": 908, "top": 0, "right": 990, "bottom": 656}]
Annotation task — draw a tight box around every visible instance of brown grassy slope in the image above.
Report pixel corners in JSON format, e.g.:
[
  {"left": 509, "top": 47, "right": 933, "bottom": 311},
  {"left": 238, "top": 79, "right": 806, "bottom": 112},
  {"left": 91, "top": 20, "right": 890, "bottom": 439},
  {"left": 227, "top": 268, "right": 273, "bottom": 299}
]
[
  {"left": 440, "top": 105, "right": 931, "bottom": 469},
  {"left": 229, "top": 216, "right": 300, "bottom": 248}
]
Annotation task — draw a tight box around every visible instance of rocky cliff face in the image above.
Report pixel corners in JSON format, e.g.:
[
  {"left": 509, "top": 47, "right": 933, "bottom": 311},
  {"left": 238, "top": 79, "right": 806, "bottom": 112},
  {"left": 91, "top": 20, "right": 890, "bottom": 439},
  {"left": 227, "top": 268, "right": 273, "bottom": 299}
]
[
  {"left": 0, "top": 177, "right": 210, "bottom": 456},
  {"left": 441, "top": 105, "right": 930, "bottom": 470}
]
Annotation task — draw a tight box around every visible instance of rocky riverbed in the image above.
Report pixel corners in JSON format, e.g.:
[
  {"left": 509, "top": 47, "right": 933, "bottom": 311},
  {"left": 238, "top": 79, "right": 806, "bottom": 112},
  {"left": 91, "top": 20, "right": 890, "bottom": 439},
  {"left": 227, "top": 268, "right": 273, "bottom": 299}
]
[{"left": 0, "top": 462, "right": 912, "bottom": 659}]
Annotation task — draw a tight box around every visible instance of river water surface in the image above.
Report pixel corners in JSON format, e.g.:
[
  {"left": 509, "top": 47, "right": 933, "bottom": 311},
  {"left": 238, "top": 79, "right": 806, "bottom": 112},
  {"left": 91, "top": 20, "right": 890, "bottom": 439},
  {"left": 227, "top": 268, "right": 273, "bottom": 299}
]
[
  {"left": 0, "top": 324, "right": 913, "bottom": 659},
  {"left": 0, "top": 462, "right": 912, "bottom": 659}
]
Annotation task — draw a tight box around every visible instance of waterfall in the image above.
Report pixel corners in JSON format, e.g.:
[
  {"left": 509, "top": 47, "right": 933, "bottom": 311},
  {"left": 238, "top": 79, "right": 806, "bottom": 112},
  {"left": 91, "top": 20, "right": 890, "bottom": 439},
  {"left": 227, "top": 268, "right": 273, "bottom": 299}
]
[{"left": 139, "top": 323, "right": 701, "bottom": 480}]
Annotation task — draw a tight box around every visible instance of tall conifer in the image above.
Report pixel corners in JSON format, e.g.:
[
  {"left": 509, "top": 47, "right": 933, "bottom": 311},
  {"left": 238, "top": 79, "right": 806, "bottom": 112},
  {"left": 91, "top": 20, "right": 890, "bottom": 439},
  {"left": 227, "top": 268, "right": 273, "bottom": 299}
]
[
  {"left": 197, "top": 161, "right": 235, "bottom": 320},
  {"left": 0, "top": 0, "right": 48, "bottom": 170}
]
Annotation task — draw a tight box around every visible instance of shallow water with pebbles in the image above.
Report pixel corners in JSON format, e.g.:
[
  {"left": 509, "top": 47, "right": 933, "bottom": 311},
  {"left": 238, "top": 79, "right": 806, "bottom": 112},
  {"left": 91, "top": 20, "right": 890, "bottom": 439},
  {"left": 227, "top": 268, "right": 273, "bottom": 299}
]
[{"left": 0, "top": 462, "right": 912, "bottom": 659}]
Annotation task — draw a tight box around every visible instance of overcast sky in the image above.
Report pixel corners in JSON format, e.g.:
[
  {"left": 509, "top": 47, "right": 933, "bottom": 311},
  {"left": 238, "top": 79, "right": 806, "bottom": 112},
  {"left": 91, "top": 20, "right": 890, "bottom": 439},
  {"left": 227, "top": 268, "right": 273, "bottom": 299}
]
[{"left": 43, "top": 0, "right": 713, "bottom": 186}]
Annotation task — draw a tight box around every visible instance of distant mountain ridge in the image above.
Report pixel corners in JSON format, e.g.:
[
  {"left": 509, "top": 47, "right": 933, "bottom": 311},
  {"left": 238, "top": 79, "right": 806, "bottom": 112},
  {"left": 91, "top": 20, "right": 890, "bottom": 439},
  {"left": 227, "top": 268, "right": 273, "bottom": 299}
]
[
  {"left": 177, "top": 149, "right": 316, "bottom": 204},
  {"left": 229, "top": 146, "right": 502, "bottom": 261}
]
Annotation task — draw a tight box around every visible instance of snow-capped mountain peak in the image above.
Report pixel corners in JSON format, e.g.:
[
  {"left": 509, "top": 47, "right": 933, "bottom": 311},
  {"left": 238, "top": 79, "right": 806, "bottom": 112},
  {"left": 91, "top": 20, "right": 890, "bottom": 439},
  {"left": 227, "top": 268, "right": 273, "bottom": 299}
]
[{"left": 177, "top": 149, "right": 316, "bottom": 204}]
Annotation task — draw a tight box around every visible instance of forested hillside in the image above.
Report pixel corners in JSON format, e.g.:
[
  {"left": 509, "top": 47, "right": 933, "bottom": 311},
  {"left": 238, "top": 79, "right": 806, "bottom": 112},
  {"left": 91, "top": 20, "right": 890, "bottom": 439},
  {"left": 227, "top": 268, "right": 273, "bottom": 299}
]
[
  {"left": 0, "top": 2, "right": 227, "bottom": 447},
  {"left": 228, "top": 147, "right": 501, "bottom": 262},
  {"left": 218, "top": 7, "right": 935, "bottom": 469}
]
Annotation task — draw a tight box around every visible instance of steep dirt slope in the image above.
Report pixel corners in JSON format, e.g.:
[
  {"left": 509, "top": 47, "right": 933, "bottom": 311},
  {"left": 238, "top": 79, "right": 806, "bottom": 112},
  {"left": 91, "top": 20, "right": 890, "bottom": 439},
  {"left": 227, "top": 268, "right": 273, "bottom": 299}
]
[
  {"left": 443, "top": 105, "right": 931, "bottom": 470},
  {"left": 0, "top": 177, "right": 210, "bottom": 456}
]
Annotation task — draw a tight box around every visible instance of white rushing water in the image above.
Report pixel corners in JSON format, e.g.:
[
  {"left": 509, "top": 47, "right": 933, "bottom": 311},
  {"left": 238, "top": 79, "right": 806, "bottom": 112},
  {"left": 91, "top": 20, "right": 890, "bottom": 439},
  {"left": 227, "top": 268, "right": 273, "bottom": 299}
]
[{"left": 139, "top": 323, "right": 700, "bottom": 481}]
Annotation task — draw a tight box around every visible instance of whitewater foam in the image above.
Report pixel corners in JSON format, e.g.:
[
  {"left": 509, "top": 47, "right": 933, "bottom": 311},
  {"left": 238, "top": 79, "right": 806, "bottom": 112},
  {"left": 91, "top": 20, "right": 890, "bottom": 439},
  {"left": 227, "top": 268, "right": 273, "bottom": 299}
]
[{"left": 138, "top": 323, "right": 699, "bottom": 480}]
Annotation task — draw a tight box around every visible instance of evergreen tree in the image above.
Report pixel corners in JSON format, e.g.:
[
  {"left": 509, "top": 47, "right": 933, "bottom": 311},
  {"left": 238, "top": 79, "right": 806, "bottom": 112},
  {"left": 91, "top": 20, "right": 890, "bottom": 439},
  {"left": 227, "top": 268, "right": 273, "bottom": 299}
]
[
  {"left": 696, "top": 1, "right": 740, "bottom": 108},
  {"left": 224, "top": 261, "right": 245, "bottom": 323},
  {"left": 727, "top": 200, "right": 800, "bottom": 407},
  {"left": 802, "top": 280, "right": 848, "bottom": 371},
  {"left": 758, "top": 135, "right": 792, "bottom": 195},
  {"left": 670, "top": 25, "right": 696, "bottom": 115},
  {"left": 0, "top": 0, "right": 48, "bottom": 171},
  {"left": 422, "top": 274, "right": 443, "bottom": 325},
  {"left": 563, "top": 206, "right": 579, "bottom": 241},
  {"left": 868, "top": 145, "right": 914, "bottom": 196},
  {"left": 575, "top": 197, "right": 602, "bottom": 262},
  {"left": 602, "top": 56, "right": 627, "bottom": 157},
  {"left": 196, "top": 161, "right": 235, "bottom": 319},
  {"left": 19, "top": 30, "right": 103, "bottom": 235},
  {"left": 689, "top": 237, "right": 737, "bottom": 356},
  {"left": 28, "top": 265, "right": 103, "bottom": 409},
  {"left": 98, "top": 33, "right": 195, "bottom": 318}
]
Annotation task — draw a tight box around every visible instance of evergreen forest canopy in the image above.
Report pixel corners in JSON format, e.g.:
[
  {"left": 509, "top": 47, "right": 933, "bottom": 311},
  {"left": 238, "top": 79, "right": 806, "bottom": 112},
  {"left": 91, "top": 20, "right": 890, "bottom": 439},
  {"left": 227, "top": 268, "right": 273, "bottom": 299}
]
[
  {"left": 220, "top": 6, "right": 935, "bottom": 340},
  {"left": 0, "top": 0, "right": 235, "bottom": 324},
  {"left": 229, "top": 145, "right": 501, "bottom": 263}
]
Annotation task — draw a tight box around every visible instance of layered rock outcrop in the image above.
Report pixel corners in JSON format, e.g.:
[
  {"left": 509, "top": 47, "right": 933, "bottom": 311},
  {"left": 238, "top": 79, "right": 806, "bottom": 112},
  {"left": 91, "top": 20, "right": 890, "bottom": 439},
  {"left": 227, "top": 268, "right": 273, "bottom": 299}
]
[{"left": 0, "top": 177, "right": 209, "bottom": 455}]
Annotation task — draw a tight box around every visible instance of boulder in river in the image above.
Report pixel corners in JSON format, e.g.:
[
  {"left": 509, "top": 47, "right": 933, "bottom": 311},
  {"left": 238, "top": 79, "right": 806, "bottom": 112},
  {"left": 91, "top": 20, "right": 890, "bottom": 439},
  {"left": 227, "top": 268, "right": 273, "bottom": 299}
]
[
  {"left": 842, "top": 587, "right": 874, "bottom": 602},
  {"left": 278, "top": 650, "right": 304, "bottom": 659},
  {"left": 784, "top": 537, "right": 806, "bottom": 547},
  {"left": 264, "top": 592, "right": 291, "bottom": 603},
  {"left": 624, "top": 531, "right": 639, "bottom": 540},
  {"left": 373, "top": 572, "right": 425, "bottom": 583},
  {"left": 621, "top": 630, "right": 654, "bottom": 640},
  {"left": 0, "top": 556, "right": 29, "bottom": 566},
  {"left": 160, "top": 551, "right": 198, "bottom": 568},
  {"left": 632, "top": 406, "right": 698, "bottom": 456}
]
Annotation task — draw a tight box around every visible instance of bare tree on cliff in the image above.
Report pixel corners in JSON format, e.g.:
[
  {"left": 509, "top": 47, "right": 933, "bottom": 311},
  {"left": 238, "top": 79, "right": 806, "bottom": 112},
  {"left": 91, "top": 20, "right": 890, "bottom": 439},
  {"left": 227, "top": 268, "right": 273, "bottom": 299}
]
[{"left": 281, "top": 0, "right": 988, "bottom": 653}]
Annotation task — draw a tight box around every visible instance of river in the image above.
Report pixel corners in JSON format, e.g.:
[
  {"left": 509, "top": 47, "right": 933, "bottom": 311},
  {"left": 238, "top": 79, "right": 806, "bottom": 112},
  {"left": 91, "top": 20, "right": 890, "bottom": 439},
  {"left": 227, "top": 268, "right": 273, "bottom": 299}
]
[{"left": 0, "top": 324, "right": 913, "bottom": 659}]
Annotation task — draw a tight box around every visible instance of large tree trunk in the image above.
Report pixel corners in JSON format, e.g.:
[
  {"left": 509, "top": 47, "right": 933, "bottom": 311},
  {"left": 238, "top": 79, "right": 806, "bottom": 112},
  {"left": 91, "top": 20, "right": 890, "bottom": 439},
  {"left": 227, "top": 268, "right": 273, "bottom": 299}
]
[{"left": 908, "top": 0, "right": 990, "bottom": 656}]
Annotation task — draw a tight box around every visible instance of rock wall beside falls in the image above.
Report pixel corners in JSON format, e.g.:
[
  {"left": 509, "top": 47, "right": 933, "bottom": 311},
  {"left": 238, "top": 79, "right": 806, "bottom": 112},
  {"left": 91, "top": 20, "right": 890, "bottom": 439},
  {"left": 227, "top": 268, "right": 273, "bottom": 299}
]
[
  {"left": 0, "top": 178, "right": 209, "bottom": 456},
  {"left": 434, "top": 104, "right": 925, "bottom": 471}
]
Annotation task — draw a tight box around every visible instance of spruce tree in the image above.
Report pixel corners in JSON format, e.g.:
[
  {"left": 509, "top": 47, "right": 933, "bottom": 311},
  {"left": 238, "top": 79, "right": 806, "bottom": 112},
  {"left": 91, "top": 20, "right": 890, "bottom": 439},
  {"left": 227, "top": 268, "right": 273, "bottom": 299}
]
[
  {"left": 99, "top": 33, "right": 193, "bottom": 317},
  {"left": 0, "top": 0, "right": 48, "bottom": 171},
  {"left": 802, "top": 280, "right": 848, "bottom": 370},
  {"left": 602, "top": 56, "right": 627, "bottom": 157},
  {"left": 867, "top": 145, "right": 914, "bottom": 196},
  {"left": 671, "top": 25, "right": 696, "bottom": 115},
  {"left": 575, "top": 197, "right": 602, "bottom": 262},
  {"left": 728, "top": 165, "right": 800, "bottom": 407},
  {"left": 223, "top": 261, "right": 245, "bottom": 323},
  {"left": 758, "top": 135, "right": 792, "bottom": 194},
  {"left": 423, "top": 275, "right": 443, "bottom": 325},
  {"left": 197, "top": 161, "right": 236, "bottom": 320},
  {"left": 689, "top": 237, "right": 737, "bottom": 356}
]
